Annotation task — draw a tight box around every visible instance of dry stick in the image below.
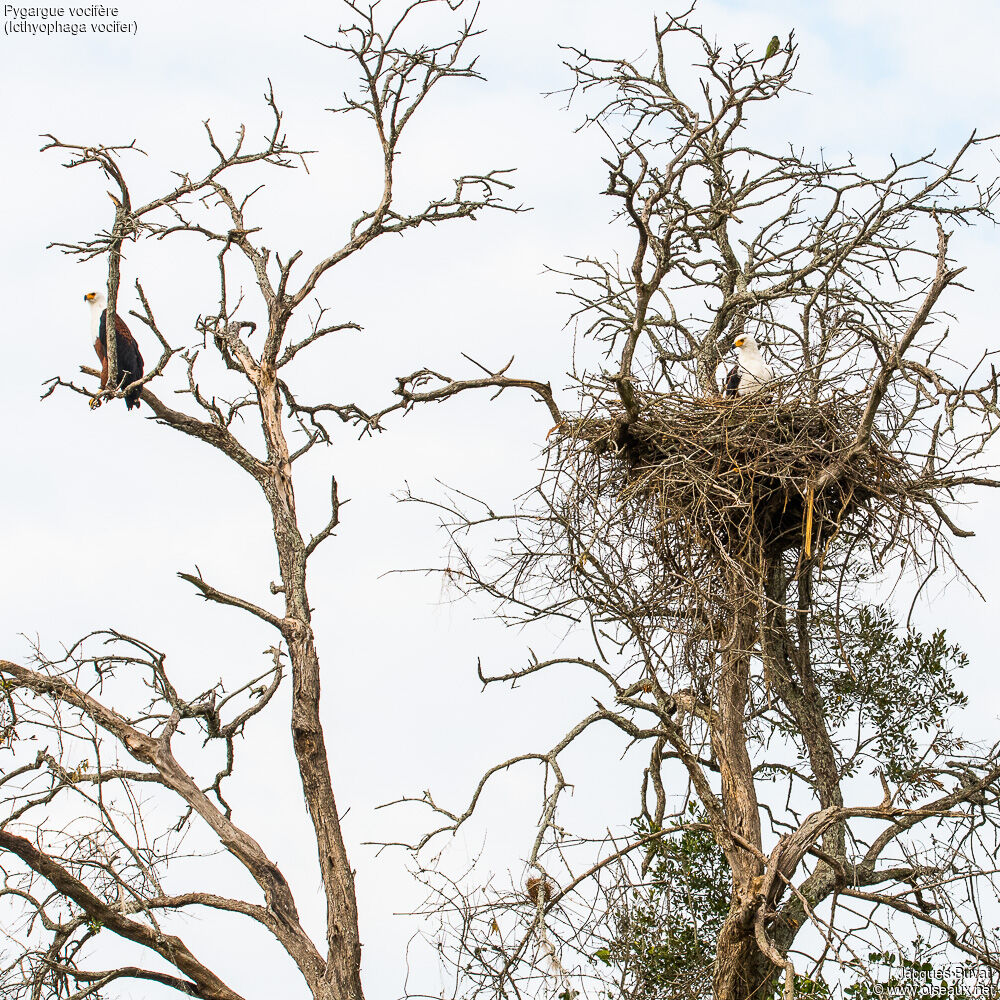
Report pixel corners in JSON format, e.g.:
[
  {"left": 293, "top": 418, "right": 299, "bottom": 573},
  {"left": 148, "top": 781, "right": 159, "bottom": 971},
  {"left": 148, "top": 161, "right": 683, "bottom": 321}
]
[
  {"left": 95, "top": 146, "right": 133, "bottom": 403},
  {"left": 0, "top": 832, "right": 243, "bottom": 1000}
]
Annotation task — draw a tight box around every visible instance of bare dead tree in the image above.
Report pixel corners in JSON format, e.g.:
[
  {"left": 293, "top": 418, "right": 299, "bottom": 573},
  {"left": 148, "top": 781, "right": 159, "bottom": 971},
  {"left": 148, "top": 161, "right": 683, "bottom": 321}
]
[
  {"left": 0, "top": 3, "right": 559, "bottom": 999},
  {"left": 386, "top": 7, "right": 1000, "bottom": 1000}
]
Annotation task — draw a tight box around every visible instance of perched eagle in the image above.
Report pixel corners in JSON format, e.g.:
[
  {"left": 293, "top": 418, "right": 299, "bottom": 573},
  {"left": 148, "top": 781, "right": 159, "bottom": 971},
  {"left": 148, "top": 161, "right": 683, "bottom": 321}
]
[
  {"left": 720, "top": 333, "right": 774, "bottom": 398},
  {"left": 84, "top": 291, "right": 144, "bottom": 410}
]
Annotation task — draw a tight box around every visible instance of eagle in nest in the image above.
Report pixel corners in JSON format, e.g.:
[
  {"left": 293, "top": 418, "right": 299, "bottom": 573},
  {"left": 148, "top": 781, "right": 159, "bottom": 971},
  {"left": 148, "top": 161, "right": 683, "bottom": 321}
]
[{"left": 719, "top": 333, "right": 774, "bottom": 398}]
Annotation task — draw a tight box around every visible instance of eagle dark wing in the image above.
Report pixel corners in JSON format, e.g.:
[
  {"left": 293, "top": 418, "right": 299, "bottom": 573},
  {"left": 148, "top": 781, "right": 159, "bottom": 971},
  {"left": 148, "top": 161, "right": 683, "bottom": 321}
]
[
  {"left": 723, "top": 364, "right": 741, "bottom": 399},
  {"left": 98, "top": 311, "right": 145, "bottom": 410}
]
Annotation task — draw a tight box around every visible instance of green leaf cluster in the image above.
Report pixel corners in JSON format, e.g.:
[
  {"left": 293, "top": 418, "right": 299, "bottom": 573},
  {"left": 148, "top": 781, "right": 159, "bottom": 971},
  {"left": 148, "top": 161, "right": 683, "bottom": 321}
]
[
  {"left": 843, "top": 943, "right": 982, "bottom": 999},
  {"left": 820, "top": 605, "right": 967, "bottom": 782},
  {"left": 595, "top": 810, "right": 729, "bottom": 999}
]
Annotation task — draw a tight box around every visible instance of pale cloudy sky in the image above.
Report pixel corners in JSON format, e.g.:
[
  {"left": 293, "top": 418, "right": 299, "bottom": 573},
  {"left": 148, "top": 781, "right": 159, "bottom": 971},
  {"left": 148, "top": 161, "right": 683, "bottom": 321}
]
[{"left": 2, "top": 1, "right": 999, "bottom": 996}]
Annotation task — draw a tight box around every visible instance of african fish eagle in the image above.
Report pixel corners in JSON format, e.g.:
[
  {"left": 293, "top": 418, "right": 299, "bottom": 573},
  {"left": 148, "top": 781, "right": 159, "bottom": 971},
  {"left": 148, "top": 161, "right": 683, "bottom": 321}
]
[
  {"left": 84, "top": 291, "right": 144, "bottom": 410},
  {"left": 719, "top": 333, "right": 774, "bottom": 398}
]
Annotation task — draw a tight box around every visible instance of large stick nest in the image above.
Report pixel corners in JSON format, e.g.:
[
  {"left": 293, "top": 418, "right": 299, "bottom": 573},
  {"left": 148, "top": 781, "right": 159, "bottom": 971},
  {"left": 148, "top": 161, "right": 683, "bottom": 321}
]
[{"left": 554, "top": 390, "right": 911, "bottom": 612}]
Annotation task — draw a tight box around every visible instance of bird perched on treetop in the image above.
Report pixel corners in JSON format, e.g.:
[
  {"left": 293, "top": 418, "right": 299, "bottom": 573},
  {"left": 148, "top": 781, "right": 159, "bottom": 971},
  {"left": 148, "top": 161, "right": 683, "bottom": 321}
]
[
  {"left": 84, "top": 291, "right": 144, "bottom": 410},
  {"left": 764, "top": 35, "right": 780, "bottom": 61},
  {"left": 719, "top": 333, "right": 775, "bottom": 398}
]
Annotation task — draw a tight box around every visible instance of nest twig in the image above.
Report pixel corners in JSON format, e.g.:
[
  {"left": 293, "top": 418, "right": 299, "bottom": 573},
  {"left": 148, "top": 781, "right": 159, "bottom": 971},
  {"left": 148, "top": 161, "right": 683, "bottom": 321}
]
[{"left": 550, "top": 388, "right": 912, "bottom": 626}]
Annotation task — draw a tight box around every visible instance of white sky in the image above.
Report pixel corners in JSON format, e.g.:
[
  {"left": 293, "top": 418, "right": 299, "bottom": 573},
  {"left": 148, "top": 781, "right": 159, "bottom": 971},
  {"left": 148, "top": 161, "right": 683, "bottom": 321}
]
[{"left": 2, "top": 1, "right": 1000, "bottom": 996}]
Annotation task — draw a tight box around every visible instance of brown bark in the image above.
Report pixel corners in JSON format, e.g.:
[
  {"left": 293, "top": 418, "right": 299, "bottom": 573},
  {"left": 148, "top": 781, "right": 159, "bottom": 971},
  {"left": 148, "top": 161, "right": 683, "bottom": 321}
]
[
  {"left": 713, "top": 931, "right": 776, "bottom": 1000},
  {"left": 710, "top": 614, "right": 770, "bottom": 1000},
  {"left": 257, "top": 342, "right": 364, "bottom": 999}
]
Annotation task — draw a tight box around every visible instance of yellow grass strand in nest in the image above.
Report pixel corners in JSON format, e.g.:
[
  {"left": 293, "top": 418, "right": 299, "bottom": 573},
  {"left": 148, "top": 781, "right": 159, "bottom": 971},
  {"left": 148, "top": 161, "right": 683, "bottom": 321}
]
[{"left": 804, "top": 482, "right": 815, "bottom": 558}]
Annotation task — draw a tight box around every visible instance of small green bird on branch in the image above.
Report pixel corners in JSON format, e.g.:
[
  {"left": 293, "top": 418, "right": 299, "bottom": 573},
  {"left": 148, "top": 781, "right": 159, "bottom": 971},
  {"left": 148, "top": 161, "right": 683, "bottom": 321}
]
[{"left": 764, "top": 35, "right": 780, "bottom": 61}]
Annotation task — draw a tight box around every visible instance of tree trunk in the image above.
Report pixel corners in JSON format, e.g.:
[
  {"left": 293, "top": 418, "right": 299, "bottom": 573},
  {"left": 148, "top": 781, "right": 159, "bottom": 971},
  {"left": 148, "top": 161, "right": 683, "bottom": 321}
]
[
  {"left": 710, "top": 613, "right": 773, "bottom": 1000},
  {"left": 260, "top": 365, "right": 365, "bottom": 1000},
  {"left": 713, "top": 924, "right": 777, "bottom": 1000}
]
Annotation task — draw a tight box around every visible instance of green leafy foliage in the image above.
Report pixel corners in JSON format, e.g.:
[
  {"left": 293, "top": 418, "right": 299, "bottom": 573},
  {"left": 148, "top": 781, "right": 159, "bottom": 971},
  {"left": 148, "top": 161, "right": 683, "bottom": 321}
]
[
  {"left": 843, "top": 942, "right": 984, "bottom": 998},
  {"left": 596, "top": 818, "right": 984, "bottom": 998},
  {"left": 596, "top": 815, "right": 837, "bottom": 998},
  {"left": 595, "top": 607, "right": 975, "bottom": 998},
  {"left": 820, "top": 605, "right": 967, "bottom": 783},
  {"left": 596, "top": 810, "right": 729, "bottom": 999},
  {"left": 765, "top": 975, "right": 831, "bottom": 998}
]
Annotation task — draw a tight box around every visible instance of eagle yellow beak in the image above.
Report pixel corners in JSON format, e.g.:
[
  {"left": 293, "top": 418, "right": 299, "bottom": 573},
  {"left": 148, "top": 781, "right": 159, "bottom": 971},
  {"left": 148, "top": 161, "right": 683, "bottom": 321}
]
[{"left": 84, "top": 292, "right": 95, "bottom": 301}]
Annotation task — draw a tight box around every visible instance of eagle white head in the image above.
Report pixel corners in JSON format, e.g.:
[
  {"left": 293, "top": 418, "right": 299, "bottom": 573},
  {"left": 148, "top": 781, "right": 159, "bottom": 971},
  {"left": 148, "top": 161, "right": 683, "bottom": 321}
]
[
  {"left": 731, "top": 332, "right": 774, "bottom": 394},
  {"left": 84, "top": 291, "right": 107, "bottom": 343}
]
